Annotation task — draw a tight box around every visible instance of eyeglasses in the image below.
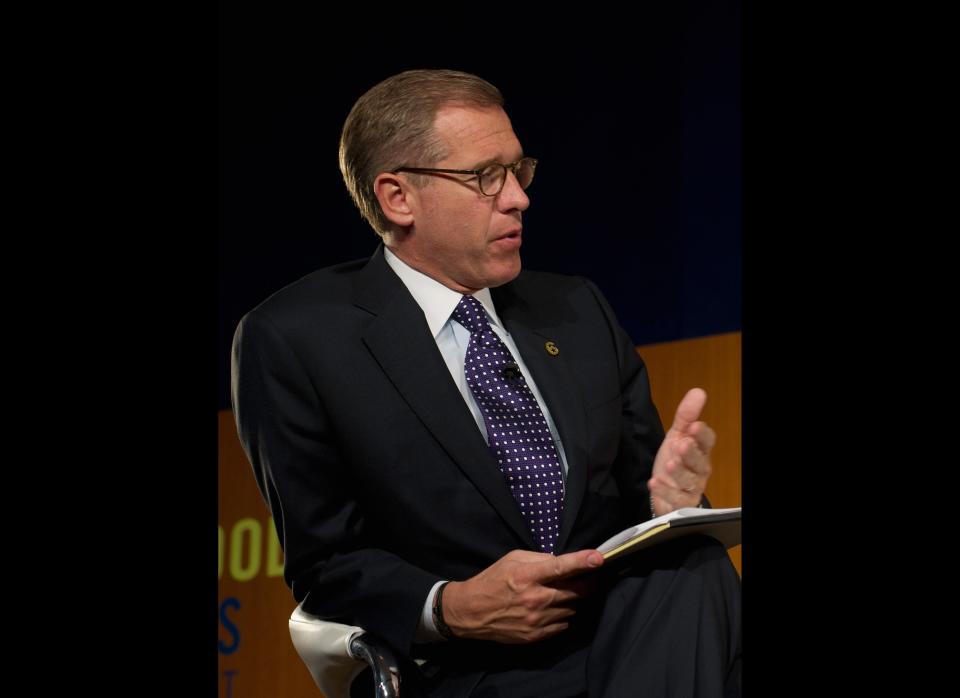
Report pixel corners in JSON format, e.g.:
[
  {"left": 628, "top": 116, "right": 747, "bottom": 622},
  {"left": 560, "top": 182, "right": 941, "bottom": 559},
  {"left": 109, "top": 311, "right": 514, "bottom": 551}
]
[{"left": 392, "top": 157, "right": 538, "bottom": 197}]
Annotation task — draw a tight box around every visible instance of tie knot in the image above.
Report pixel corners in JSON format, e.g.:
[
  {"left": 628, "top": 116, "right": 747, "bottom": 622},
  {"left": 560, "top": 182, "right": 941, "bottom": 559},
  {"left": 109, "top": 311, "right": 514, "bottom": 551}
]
[{"left": 451, "top": 294, "right": 490, "bottom": 335}]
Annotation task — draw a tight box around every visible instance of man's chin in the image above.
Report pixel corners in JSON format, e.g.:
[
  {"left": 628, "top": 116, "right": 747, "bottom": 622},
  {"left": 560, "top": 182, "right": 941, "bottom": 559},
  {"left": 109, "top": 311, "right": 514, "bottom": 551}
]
[{"left": 486, "top": 257, "right": 522, "bottom": 288}]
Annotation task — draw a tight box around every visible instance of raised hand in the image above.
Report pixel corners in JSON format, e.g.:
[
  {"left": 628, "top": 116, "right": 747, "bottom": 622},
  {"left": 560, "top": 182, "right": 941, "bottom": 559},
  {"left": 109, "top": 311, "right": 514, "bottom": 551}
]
[{"left": 648, "top": 387, "right": 716, "bottom": 517}]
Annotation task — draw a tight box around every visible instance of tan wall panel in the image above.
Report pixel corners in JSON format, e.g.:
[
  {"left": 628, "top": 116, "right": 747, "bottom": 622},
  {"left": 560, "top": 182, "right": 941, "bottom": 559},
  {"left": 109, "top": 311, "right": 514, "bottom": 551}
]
[
  {"left": 636, "top": 331, "right": 742, "bottom": 575},
  {"left": 219, "top": 410, "right": 321, "bottom": 697}
]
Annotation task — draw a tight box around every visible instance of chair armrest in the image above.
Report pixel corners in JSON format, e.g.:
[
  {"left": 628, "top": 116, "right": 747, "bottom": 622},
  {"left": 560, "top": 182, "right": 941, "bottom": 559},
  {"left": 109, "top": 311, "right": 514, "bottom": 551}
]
[
  {"left": 288, "top": 605, "right": 401, "bottom": 697},
  {"left": 349, "top": 633, "right": 401, "bottom": 698}
]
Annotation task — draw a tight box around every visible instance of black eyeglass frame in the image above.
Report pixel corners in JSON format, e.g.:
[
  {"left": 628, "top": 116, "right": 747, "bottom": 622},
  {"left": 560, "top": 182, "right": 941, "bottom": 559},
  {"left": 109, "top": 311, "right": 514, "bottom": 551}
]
[{"left": 392, "top": 157, "right": 538, "bottom": 197}]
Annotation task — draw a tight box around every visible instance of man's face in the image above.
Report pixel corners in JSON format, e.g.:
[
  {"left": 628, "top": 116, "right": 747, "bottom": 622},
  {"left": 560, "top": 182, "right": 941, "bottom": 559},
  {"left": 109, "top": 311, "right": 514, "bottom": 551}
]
[{"left": 398, "top": 105, "right": 530, "bottom": 293}]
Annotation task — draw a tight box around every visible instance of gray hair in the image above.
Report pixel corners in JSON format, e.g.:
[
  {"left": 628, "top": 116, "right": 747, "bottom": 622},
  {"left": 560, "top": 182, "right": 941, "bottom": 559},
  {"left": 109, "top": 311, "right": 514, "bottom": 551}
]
[{"left": 339, "top": 69, "right": 504, "bottom": 238}]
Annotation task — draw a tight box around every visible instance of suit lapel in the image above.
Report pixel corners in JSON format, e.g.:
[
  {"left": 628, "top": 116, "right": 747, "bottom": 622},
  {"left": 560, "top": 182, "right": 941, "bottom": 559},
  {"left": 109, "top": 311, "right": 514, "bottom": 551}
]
[
  {"left": 354, "top": 249, "right": 535, "bottom": 548},
  {"left": 492, "top": 283, "right": 589, "bottom": 554}
]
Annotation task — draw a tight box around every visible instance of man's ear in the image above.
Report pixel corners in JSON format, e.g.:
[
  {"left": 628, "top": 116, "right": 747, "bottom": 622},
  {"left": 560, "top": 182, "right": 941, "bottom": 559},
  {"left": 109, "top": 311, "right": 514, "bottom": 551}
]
[{"left": 373, "top": 172, "right": 416, "bottom": 229}]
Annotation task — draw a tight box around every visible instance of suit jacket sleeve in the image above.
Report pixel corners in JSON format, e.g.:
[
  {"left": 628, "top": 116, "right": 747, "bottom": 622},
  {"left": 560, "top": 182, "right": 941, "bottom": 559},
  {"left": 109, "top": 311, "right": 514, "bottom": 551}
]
[
  {"left": 580, "top": 279, "right": 714, "bottom": 512},
  {"left": 231, "top": 309, "right": 442, "bottom": 656},
  {"left": 583, "top": 278, "right": 665, "bottom": 518}
]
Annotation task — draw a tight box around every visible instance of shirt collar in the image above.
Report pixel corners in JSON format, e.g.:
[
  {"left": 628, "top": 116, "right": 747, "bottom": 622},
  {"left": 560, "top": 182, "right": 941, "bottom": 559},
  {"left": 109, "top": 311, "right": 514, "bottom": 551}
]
[{"left": 383, "top": 246, "right": 504, "bottom": 338}]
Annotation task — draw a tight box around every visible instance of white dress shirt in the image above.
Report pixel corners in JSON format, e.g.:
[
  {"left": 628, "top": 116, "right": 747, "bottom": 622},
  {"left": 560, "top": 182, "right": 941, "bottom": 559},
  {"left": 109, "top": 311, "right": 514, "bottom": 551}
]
[{"left": 383, "top": 247, "right": 570, "bottom": 642}]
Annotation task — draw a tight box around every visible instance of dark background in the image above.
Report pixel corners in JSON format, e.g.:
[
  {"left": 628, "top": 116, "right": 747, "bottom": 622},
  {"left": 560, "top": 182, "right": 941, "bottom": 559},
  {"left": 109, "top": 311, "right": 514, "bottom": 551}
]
[{"left": 218, "top": 1, "right": 741, "bottom": 410}]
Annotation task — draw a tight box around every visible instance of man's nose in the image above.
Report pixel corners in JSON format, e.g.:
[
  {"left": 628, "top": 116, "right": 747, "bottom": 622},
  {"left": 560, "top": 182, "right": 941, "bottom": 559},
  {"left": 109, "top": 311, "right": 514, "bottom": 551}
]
[{"left": 497, "top": 169, "right": 530, "bottom": 212}]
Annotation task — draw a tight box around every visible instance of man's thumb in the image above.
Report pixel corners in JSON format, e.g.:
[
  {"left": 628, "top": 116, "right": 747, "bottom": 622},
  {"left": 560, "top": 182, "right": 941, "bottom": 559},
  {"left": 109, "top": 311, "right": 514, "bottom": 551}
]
[{"left": 671, "top": 387, "right": 707, "bottom": 433}]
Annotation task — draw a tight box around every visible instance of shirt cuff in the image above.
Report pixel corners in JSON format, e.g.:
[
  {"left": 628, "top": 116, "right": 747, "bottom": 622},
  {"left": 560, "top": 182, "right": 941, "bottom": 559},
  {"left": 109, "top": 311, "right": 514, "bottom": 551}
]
[{"left": 414, "top": 580, "right": 449, "bottom": 643}]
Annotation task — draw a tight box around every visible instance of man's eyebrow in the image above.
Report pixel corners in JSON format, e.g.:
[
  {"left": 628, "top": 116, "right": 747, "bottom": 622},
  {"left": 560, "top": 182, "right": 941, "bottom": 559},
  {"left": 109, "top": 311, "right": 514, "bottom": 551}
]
[{"left": 469, "top": 154, "right": 524, "bottom": 170}]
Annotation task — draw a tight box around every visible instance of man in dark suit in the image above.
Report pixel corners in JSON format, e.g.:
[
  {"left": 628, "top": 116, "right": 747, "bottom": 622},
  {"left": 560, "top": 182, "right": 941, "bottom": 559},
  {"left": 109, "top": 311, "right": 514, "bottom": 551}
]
[{"left": 232, "top": 69, "right": 740, "bottom": 697}]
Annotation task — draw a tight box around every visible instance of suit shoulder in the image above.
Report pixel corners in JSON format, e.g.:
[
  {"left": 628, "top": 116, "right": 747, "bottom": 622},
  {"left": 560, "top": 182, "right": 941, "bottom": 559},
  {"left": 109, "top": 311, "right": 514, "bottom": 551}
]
[
  {"left": 240, "top": 256, "right": 368, "bottom": 331},
  {"left": 494, "top": 268, "right": 620, "bottom": 333},
  {"left": 506, "top": 268, "right": 599, "bottom": 302}
]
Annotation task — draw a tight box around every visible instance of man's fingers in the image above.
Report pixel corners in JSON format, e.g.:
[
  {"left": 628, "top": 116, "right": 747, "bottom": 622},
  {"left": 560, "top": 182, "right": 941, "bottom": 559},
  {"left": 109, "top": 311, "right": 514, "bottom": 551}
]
[
  {"left": 649, "top": 474, "right": 703, "bottom": 513},
  {"left": 503, "top": 549, "right": 556, "bottom": 564},
  {"left": 531, "top": 549, "right": 603, "bottom": 584},
  {"left": 665, "top": 452, "right": 711, "bottom": 494},
  {"left": 670, "top": 388, "right": 707, "bottom": 434},
  {"left": 673, "top": 437, "right": 711, "bottom": 476},
  {"left": 539, "top": 604, "right": 577, "bottom": 622},
  {"left": 688, "top": 421, "right": 717, "bottom": 455}
]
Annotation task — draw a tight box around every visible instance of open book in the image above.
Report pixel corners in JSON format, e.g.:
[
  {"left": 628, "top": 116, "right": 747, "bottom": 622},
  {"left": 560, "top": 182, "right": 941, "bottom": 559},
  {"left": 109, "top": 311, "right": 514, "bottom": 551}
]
[{"left": 597, "top": 507, "right": 741, "bottom": 561}]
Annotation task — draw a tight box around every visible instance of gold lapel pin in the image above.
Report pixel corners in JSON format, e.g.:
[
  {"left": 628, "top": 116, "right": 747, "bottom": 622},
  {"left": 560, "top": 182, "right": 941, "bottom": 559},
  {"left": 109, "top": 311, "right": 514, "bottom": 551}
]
[{"left": 545, "top": 341, "right": 559, "bottom": 356}]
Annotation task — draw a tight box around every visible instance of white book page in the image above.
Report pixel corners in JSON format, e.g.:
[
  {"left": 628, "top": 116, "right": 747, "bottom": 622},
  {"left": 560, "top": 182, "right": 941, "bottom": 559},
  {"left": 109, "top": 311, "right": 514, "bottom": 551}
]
[{"left": 597, "top": 507, "right": 741, "bottom": 554}]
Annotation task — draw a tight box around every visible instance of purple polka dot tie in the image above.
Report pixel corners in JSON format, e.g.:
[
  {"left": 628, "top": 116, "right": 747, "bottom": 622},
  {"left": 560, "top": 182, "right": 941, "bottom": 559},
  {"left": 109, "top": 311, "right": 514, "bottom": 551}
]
[{"left": 452, "top": 294, "right": 564, "bottom": 553}]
